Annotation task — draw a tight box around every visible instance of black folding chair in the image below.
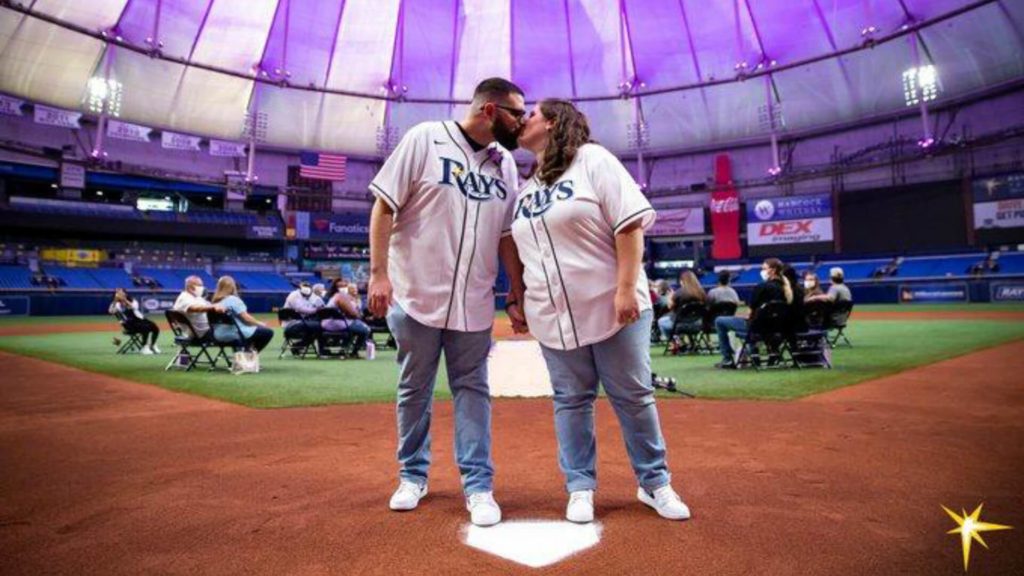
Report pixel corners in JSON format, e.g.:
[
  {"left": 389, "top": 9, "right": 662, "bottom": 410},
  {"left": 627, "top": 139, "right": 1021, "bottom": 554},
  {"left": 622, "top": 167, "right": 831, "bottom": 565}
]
[
  {"left": 164, "top": 310, "right": 223, "bottom": 371},
  {"left": 803, "top": 299, "right": 830, "bottom": 330},
  {"left": 702, "top": 301, "right": 738, "bottom": 355},
  {"left": 663, "top": 302, "right": 707, "bottom": 355},
  {"left": 317, "top": 307, "right": 359, "bottom": 359},
  {"left": 278, "top": 308, "right": 319, "bottom": 359},
  {"left": 363, "top": 310, "right": 395, "bottom": 349},
  {"left": 113, "top": 310, "right": 147, "bottom": 355},
  {"left": 825, "top": 300, "right": 854, "bottom": 347},
  {"left": 208, "top": 310, "right": 256, "bottom": 368},
  {"left": 736, "top": 301, "right": 794, "bottom": 370}
]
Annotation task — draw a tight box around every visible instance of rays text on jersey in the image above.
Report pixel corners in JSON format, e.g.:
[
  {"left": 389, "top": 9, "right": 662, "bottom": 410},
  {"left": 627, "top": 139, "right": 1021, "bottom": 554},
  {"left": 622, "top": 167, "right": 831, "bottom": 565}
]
[
  {"left": 514, "top": 180, "right": 575, "bottom": 220},
  {"left": 439, "top": 157, "right": 509, "bottom": 201}
]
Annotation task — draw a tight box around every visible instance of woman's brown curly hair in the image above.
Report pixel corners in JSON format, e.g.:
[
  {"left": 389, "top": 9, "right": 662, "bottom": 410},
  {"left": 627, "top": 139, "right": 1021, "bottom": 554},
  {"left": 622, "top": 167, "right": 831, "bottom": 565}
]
[{"left": 536, "top": 99, "right": 593, "bottom": 186}]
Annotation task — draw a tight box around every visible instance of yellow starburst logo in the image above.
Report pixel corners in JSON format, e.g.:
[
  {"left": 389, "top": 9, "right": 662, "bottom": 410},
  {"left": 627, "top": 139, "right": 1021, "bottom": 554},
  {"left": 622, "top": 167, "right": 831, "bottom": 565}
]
[{"left": 941, "top": 503, "right": 1012, "bottom": 571}]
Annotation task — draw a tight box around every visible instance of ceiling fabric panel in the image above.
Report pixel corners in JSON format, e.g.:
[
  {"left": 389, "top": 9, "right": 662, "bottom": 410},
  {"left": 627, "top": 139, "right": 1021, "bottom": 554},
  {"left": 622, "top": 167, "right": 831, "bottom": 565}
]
[
  {"left": 0, "top": 0, "right": 1018, "bottom": 156},
  {"left": 451, "top": 0, "right": 511, "bottom": 99},
  {"left": 0, "top": 10, "right": 105, "bottom": 109}
]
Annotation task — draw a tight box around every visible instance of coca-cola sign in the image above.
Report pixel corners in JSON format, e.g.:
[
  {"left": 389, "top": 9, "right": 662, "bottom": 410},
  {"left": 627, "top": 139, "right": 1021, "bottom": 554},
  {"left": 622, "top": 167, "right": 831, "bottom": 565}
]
[{"left": 709, "top": 197, "right": 739, "bottom": 214}]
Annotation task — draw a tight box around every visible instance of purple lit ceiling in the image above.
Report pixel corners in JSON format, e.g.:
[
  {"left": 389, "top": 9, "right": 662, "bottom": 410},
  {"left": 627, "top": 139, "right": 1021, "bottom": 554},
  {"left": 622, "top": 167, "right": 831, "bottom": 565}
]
[{"left": 1, "top": 0, "right": 1022, "bottom": 156}]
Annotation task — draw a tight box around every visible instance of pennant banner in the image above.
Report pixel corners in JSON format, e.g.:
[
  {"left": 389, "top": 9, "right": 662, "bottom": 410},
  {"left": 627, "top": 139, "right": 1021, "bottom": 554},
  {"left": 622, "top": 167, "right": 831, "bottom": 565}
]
[
  {"left": 209, "top": 139, "right": 246, "bottom": 157},
  {"left": 34, "top": 105, "right": 81, "bottom": 128},
  {"left": 106, "top": 119, "right": 152, "bottom": 143},
  {"left": 161, "top": 131, "right": 201, "bottom": 151},
  {"left": 0, "top": 95, "right": 24, "bottom": 116}
]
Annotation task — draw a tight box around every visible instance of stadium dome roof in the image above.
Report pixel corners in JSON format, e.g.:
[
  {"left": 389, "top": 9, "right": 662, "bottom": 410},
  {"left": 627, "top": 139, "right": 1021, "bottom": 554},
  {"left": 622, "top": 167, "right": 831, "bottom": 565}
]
[{"left": 1, "top": 0, "right": 1022, "bottom": 157}]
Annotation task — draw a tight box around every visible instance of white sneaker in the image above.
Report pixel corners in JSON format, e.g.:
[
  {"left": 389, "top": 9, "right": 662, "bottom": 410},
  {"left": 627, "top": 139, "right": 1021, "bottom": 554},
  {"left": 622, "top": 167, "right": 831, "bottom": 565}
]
[
  {"left": 140, "top": 345, "right": 154, "bottom": 356},
  {"left": 637, "top": 485, "right": 691, "bottom": 520},
  {"left": 566, "top": 490, "right": 594, "bottom": 523},
  {"left": 151, "top": 344, "right": 162, "bottom": 354},
  {"left": 389, "top": 481, "right": 428, "bottom": 511},
  {"left": 466, "top": 491, "right": 501, "bottom": 527}
]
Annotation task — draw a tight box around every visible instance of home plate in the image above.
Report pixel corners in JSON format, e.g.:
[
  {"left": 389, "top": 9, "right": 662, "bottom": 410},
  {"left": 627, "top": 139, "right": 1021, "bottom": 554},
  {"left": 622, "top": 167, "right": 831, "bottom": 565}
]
[
  {"left": 463, "top": 520, "right": 602, "bottom": 568},
  {"left": 488, "top": 340, "right": 552, "bottom": 398}
]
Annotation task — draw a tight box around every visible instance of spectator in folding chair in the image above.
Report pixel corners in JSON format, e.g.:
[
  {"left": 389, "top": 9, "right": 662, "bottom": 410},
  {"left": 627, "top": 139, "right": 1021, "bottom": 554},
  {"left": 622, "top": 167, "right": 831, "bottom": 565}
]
[
  {"left": 210, "top": 276, "right": 274, "bottom": 353},
  {"left": 807, "top": 267, "right": 852, "bottom": 305},
  {"left": 706, "top": 271, "right": 740, "bottom": 307},
  {"left": 172, "top": 276, "right": 224, "bottom": 339},
  {"left": 108, "top": 288, "right": 161, "bottom": 355},
  {"left": 714, "top": 258, "right": 790, "bottom": 369},
  {"left": 320, "top": 278, "right": 372, "bottom": 357},
  {"left": 782, "top": 265, "right": 807, "bottom": 335},
  {"left": 802, "top": 271, "right": 824, "bottom": 300},
  {"left": 656, "top": 269, "right": 706, "bottom": 346},
  {"left": 282, "top": 281, "right": 324, "bottom": 355}
]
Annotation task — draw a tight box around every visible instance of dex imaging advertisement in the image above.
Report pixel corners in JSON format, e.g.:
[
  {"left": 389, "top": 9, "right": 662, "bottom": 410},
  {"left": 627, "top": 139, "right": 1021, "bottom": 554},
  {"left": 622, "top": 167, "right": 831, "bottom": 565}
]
[{"left": 746, "top": 194, "right": 834, "bottom": 246}]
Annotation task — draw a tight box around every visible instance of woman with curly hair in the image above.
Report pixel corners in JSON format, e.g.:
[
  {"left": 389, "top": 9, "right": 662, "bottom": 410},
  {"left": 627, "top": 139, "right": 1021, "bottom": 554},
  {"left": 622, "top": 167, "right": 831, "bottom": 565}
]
[{"left": 509, "top": 99, "right": 689, "bottom": 523}]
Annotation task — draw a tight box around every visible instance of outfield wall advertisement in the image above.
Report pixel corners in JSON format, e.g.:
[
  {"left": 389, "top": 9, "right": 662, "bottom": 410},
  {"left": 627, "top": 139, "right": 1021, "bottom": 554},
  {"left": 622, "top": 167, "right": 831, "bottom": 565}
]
[{"left": 746, "top": 194, "right": 834, "bottom": 246}]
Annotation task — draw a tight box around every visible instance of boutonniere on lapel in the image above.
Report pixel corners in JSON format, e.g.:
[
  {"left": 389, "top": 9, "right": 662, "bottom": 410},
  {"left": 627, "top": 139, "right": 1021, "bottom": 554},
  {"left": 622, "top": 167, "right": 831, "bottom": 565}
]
[{"left": 485, "top": 146, "right": 503, "bottom": 169}]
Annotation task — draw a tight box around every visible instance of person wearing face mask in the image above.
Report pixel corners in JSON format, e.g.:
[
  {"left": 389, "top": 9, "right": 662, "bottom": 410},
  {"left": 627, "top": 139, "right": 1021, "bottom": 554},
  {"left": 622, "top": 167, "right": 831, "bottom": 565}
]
[
  {"left": 366, "top": 78, "right": 529, "bottom": 527},
  {"left": 803, "top": 272, "right": 824, "bottom": 300},
  {"left": 713, "top": 258, "right": 789, "bottom": 369},
  {"left": 172, "top": 275, "right": 225, "bottom": 337},
  {"left": 283, "top": 281, "right": 325, "bottom": 352}
]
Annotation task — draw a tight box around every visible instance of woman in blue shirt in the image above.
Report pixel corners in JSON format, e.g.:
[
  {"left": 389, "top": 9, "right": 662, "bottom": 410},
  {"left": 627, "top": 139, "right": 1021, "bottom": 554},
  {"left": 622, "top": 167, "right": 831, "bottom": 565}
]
[{"left": 210, "top": 276, "right": 274, "bottom": 352}]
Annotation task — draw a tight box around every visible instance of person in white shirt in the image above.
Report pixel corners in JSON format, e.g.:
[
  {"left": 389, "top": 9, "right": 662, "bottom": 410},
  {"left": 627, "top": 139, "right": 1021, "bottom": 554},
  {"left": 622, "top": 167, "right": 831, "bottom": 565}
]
[
  {"left": 367, "top": 78, "right": 528, "bottom": 527},
  {"left": 108, "top": 288, "right": 161, "bottom": 354},
  {"left": 510, "top": 99, "right": 689, "bottom": 524},
  {"left": 282, "top": 281, "right": 324, "bottom": 350},
  {"left": 172, "top": 276, "right": 224, "bottom": 337}
]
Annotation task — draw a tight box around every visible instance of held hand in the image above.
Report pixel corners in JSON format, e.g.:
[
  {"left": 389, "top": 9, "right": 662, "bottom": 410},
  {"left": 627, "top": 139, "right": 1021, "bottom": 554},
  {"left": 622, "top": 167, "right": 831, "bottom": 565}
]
[
  {"left": 213, "top": 305, "right": 227, "bottom": 314},
  {"left": 368, "top": 273, "right": 394, "bottom": 318},
  {"left": 506, "top": 302, "right": 529, "bottom": 334},
  {"left": 614, "top": 287, "right": 639, "bottom": 325}
]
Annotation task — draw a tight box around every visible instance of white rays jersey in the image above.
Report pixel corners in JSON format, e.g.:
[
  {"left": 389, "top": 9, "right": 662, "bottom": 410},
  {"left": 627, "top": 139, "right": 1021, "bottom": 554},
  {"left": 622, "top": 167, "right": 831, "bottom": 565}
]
[
  {"left": 370, "top": 121, "right": 518, "bottom": 332},
  {"left": 510, "top": 143, "right": 656, "bottom": 351}
]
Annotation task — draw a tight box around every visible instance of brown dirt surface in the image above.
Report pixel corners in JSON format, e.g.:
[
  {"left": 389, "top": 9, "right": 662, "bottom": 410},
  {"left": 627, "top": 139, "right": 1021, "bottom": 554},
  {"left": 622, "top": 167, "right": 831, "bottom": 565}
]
[{"left": 2, "top": 338, "right": 1023, "bottom": 575}]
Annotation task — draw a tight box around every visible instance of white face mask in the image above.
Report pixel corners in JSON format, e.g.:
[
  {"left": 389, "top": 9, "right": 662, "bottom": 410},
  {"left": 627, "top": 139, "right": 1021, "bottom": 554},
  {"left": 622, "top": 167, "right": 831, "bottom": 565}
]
[
  {"left": 300, "top": 287, "right": 312, "bottom": 297},
  {"left": 803, "top": 280, "right": 815, "bottom": 290},
  {"left": 191, "top": 286, "right": 204, "bottom": 297},
  {"left": 760, "top": 270, "right": 770, "bottom": 282}
]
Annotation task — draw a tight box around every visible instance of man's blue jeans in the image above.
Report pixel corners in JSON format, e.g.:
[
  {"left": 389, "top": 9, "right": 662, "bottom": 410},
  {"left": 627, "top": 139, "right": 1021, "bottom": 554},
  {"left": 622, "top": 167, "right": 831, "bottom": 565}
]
[
  {"left": 387, "top": 304, "right": 494, "bottom": 495},
  {"left": 715, "top": 316, "right": 748, "bottom": 363}
]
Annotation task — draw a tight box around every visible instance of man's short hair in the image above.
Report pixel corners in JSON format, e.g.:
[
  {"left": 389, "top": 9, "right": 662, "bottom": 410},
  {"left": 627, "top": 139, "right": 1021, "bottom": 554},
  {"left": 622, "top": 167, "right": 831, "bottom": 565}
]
[
  {"left": 299, "top": 281, "right": 311, "bottom": 288},
  {"left": 829, "top": 267, "right": 844, "bottom": 280},
  {"left": 718, "top": 271, "right": 732, "bottom": 286},
  {"left": 473, "top": 77, "right": 524, "bottom": 103}
]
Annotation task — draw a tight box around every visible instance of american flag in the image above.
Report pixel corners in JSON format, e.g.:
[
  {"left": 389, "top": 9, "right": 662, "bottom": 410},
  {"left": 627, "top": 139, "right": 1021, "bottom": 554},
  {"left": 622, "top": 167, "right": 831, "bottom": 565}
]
[{"left": 299, "top": 151, "right": 347, "bottom": 181}]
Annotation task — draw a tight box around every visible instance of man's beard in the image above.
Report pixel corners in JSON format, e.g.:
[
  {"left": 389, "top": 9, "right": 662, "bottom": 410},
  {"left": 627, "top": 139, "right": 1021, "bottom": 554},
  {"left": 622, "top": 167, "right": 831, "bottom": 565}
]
[{"left": 492, "top": 121, "right": 520, "bottom": 151}]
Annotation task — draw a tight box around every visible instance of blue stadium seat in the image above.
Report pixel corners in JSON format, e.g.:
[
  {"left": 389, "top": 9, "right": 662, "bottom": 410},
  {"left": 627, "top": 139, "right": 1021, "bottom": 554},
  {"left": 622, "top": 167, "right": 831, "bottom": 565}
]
[{"left": 0, "top": 265, "right": 35, "bottom": 289}]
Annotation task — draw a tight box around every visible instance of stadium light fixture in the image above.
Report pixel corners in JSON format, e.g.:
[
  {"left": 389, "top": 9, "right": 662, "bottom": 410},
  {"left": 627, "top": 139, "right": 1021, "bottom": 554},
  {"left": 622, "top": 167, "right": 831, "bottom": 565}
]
[
  {"left": 902, "top": 65, "right": 939, "bottom": 107},
  {"left": 87, "top": 77, "right": 123, "bottom": 117}
]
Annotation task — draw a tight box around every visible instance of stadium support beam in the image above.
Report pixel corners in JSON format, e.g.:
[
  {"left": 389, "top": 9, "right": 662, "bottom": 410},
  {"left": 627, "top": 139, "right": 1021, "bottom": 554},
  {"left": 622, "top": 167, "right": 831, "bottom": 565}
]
[
  {"left": 908, "top": 33, "right": 935, "bottom": 148},
  {"left": 91, "top": 44, "right": 116, "bottom": 160}
]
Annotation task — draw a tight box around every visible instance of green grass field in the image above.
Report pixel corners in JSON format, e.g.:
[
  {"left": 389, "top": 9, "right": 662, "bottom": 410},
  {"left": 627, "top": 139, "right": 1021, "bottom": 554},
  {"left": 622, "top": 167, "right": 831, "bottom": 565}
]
[{"left": 1, "top": 307, "right": 1022, "bottom": 408}]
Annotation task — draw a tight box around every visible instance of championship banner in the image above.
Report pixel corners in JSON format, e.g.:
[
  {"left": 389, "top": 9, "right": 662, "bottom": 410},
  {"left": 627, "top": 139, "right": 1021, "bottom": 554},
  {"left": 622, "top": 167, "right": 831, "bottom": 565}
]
[
  {"left": 0, "top": 95, "right": 24, "bottom": 116},
  {"left": 648, "top": 207, "right": 705, "bottom": 237},
  {"left": 710, "top": 154, "right": 741, "bottom": 259},
  {"left": 60, "top": 162, "right": 86, "bottom": 188},
  {"left": 162, "top": 131, "right": 201, "bottom": 151},
  {"left": 972, "top": 174, "right": 1024, "bottom": 229},
  {"left": 746, "top": 194, "right": 834, "bottom": 246},
  {"left": 209, "top": 139, "right": 246, "bottom": 157},
  {"left": 107, "top": 120, "right": 152, "bottom": 143},
  {"left": 34, "top": 105, "right": 82, "bottom": 128},
  {"left": 899, "top": 283, "right": 969, "bottom": 303}
]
